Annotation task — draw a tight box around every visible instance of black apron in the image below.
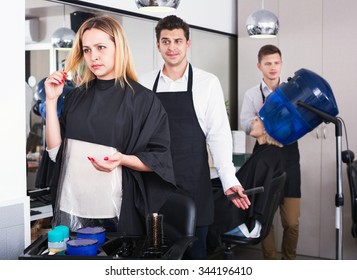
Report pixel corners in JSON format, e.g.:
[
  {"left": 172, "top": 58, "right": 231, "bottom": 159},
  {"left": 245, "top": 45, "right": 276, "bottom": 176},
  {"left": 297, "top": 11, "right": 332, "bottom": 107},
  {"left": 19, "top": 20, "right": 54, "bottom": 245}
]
[{"left": 152, "top": 64, "right": 214, "bottom": 226}]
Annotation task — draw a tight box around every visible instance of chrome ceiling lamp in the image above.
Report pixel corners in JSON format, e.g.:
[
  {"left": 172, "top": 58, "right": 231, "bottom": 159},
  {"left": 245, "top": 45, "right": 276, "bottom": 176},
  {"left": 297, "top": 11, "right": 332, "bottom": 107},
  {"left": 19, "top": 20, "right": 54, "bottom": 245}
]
[
  {"left": 135, "top": 0, "right": 180, "bottom": 13},
  {"left": 246, "top": 0, "right": 279, "bottom": 38},
  {"left": 51, "top": 4, "right": 76, "bottom": 48}
]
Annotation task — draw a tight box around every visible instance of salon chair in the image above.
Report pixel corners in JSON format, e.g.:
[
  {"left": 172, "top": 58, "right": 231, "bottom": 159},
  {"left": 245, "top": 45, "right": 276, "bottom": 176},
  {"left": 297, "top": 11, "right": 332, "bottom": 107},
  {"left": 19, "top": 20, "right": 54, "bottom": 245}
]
[
  {"left": 159, "top": 191, "right": 197, "bottom": 259},
  {"left": 342, "top": 150, "right": 357, "bottom": 238},
  {"left": 220, "top": 172, "right": 287, "bottom": 259}
]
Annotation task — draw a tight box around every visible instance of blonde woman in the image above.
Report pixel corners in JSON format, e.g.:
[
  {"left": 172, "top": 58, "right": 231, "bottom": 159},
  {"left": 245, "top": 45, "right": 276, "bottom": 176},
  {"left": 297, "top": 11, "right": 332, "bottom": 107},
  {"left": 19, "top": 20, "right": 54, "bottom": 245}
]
[
  {"left": 209, "top": 116, "right": 285, "bottom": 245},
  {"left": 44, "top": 15, "right": 176, "bottom": 233}
]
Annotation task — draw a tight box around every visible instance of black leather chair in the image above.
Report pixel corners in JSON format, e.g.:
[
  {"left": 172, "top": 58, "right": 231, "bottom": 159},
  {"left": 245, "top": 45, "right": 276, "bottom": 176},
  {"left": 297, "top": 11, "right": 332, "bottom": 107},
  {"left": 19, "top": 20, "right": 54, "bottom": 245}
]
[
  {"left": 342, "top": 150, "right": 357, "bottom": 238},
  {"left": 158, "top": 191, "right": 197, "bottom": 259},
  {"left": 220, "top": 172, "right": 287, "bottom": 259}
]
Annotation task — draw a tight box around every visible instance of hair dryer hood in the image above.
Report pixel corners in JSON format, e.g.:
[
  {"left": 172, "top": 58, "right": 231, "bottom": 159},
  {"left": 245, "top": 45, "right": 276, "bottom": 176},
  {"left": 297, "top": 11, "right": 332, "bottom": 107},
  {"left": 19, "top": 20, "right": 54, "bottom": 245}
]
[{"left": 259, "top": 68, "right": 339, "bottom": 145}]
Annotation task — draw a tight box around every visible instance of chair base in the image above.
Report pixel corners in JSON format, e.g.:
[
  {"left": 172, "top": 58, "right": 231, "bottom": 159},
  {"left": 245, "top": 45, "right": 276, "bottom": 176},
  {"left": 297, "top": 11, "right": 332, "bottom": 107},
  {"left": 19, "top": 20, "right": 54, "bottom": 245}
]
[{"left": 223, "top": 243, "right": 235, "bottom": 260}]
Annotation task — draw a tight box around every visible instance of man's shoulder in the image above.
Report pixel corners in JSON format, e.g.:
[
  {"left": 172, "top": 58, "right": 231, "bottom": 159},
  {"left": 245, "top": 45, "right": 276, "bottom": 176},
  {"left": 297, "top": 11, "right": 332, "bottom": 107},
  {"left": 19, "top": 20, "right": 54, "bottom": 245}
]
[
  {"left": 192, "top": 66, "right": 216, "bottom": 78},
  {"left": 245, "top": 83, "right": 261, "bottom": 96},
  {"left": 246, "top": 83, "right": 260, "bottom": 91},
  {"left": 138, "top": 69, "right": 160, "bottom": 88},
  {"left": 191, "top": 66, "right": 220, "bottom": 85}
]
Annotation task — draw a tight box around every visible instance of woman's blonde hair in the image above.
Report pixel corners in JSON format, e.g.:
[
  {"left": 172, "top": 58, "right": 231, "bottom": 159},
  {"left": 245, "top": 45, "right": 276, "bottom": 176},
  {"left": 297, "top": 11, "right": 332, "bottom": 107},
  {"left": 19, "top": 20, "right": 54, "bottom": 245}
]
[
  {"left": 65, "top": 14, "right": 137, "bottom": 88},
  {"left": 263, "top": 132, "right": 283, "bottom": 147}
]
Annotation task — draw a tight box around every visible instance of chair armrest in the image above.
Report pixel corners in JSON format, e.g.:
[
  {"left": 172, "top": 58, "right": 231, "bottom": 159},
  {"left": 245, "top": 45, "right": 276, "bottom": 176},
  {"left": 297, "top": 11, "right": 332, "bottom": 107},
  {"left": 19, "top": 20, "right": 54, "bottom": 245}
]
[{"left": 161, "top": 236, "right": 197, "bottom": 260}]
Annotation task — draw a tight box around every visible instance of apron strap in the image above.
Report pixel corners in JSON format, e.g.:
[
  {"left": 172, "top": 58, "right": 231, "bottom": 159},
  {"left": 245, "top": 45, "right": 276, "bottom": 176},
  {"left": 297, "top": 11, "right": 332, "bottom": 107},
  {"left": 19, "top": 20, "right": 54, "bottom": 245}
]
[
  {"left": 152, "top": 63, "right": 193, "bottom": 93},
  {"left": 260, "top": 82, "right": 266, "bottom": 104}
]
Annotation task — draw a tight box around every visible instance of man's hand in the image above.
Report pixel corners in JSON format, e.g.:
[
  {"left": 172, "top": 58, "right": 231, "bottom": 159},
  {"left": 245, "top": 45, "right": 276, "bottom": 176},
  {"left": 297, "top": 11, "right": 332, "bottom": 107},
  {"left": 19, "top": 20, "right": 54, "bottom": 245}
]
[{"left": 225, "top": 186, "right": 251, "bottom": 209}]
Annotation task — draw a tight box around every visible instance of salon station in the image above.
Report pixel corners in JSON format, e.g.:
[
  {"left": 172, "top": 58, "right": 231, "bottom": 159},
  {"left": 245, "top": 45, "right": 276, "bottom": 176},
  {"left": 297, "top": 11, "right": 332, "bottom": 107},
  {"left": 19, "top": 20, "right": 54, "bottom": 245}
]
[{"left": 1, "top": 0, "right": 357, "bottom": 260}]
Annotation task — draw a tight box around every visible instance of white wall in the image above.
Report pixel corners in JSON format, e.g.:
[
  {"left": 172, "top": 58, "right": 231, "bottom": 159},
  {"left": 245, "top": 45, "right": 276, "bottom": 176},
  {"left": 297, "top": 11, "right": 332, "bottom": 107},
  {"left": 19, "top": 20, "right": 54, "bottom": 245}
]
[{"left": 1, "top": 3, "right": 26, "bottom": 201}]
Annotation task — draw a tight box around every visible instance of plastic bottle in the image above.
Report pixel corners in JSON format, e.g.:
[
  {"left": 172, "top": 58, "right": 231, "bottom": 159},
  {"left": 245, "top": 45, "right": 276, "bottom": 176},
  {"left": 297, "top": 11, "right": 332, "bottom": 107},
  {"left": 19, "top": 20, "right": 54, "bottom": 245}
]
[
  {"left": 55, "top": 225, "right": 70, "bottom": 242},
  {"left": 48, "top": 228, "right": 66, "bottom": 255}
]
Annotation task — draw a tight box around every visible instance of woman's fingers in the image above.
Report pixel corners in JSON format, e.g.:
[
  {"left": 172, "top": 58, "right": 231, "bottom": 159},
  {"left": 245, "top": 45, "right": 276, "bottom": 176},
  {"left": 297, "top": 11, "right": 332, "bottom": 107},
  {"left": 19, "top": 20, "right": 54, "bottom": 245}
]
[
  {"left": 44, "top": 71, "right": 67, "bottom": 99},
  {"left": 88, "top": 157, "right": 117, "bottom": 172},
  {"left": 45, "top": 71, "right": 67, "bottom": 84}
]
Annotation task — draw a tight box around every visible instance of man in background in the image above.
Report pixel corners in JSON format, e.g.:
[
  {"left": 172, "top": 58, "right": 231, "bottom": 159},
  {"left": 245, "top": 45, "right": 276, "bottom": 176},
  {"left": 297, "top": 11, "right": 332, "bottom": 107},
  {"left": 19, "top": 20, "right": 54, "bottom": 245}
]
[{"left": 240, "top": 44, "right": 301, "bottom": 260}]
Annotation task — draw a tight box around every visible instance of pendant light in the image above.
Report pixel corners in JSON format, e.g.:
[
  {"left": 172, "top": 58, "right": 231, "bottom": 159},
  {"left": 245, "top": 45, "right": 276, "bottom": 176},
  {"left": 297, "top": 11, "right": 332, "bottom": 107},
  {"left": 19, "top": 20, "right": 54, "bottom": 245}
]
[
  {"left": 246, "top": 0, "right": 279, "bottom": 38},
  {"left": 51, "top": 5, "right": 76, "bottom": 48},
  {"left": 135, "top": 0, "right": 180, "bottom": 13}
]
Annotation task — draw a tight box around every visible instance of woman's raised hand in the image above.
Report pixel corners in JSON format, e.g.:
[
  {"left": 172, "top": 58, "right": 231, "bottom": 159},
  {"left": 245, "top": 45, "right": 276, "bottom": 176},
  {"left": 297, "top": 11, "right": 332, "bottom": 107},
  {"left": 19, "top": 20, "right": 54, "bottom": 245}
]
[{"left": 44, "top": 71, "right": 67, "bottom": 101}]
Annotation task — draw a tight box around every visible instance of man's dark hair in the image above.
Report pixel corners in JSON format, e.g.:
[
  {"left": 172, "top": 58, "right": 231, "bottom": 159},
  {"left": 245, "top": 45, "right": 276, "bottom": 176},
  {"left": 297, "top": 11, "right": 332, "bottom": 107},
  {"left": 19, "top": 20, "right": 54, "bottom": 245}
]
[
  {"left": 155, "top": 15, "right": 190, "bottom": 42},
  {"left": 258, "top": 44, "right": 282, "bottom": 63}
]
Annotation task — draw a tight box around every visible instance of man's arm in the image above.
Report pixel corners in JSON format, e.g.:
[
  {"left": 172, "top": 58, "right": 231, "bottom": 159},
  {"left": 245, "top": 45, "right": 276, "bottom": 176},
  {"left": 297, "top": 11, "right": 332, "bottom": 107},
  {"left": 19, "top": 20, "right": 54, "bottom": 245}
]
[{"left": 204, "top": 75, "right": 242, "bottom": 192}]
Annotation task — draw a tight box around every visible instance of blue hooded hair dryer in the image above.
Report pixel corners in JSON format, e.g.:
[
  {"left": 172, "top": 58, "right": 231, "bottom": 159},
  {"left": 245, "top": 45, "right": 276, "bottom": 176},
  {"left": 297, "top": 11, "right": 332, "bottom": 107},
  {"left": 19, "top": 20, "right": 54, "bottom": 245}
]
[{"left": 259, "top": 68, "right": 339, "bottom": 145}]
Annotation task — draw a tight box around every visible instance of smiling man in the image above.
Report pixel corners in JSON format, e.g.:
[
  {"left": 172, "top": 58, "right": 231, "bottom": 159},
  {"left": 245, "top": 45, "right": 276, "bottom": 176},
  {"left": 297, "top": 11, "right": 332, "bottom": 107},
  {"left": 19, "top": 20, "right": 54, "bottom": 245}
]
[{"left": 139, "top": 15, "right": 250, "bottom": 260}]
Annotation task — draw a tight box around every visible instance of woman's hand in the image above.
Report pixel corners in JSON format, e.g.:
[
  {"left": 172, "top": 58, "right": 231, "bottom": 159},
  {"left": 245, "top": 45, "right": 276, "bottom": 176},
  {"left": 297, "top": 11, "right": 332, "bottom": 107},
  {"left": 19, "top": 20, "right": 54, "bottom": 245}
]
[
  {"left": 225, "top": 186, "right": 251, "bottom": 210},
  {"left": 44, "top": 71, "right": 67, "bottom": 101},
  {"left": 88, "top": 152, "right": 152, "bottom": 172},
  {"left": 87, "top": 152, "right": 124, "bottom": 173}
]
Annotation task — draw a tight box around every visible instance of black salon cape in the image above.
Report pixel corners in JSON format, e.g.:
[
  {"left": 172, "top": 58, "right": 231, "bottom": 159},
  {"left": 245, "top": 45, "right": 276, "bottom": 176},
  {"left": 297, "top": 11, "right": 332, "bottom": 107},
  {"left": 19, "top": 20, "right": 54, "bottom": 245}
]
[
  {"left": 208, "top": 144, "right": 285, "bottom": 246},
  {"left": 280, "top": 141, "right": 301, "bottom": 198},
  {"left": 51, "top": 78, "right": 177, "bottom": 235}
]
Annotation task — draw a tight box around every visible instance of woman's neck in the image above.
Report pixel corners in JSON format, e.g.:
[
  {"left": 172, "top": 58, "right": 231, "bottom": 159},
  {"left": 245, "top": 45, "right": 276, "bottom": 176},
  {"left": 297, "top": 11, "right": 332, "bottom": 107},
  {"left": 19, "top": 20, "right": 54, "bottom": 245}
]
[{"left": 256, "top": 136, "right": 266, "bottom": 145}]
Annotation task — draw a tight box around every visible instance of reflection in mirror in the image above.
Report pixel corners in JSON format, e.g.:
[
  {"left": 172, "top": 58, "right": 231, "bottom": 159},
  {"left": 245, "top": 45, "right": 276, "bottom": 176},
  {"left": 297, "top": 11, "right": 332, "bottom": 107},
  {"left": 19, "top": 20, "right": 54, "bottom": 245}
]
[
  {"left": 28, "top": 75, "right": 36, "bottom": 87},
  {"left": 25, "top": 47, "right": 48, "bottom": 196}
]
